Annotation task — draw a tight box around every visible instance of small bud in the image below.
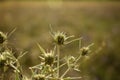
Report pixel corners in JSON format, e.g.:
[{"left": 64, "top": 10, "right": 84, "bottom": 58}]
[
  {"left": 81, "top": 47, "right": 89, "bottom": 56},
  {"left": 80, "top": 43, "right": 94, "bottom": 56},
  {"left": 0, "top": 31, "right": 7, "bottom": 44}
]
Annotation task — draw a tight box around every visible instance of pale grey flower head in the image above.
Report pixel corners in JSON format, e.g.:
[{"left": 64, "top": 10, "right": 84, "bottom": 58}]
[
  {"left": 44, "top": 50, "right": 54, "bottom": 66},
  {"left": 50, "top": 30, "right": 75, "bottom": 45},
  {"left": 37, "top": 43, "right": 55, "bottom": 66}
]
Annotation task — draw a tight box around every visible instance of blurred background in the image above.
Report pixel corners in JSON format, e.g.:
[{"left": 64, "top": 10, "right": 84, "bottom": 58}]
[{"left": 0, "top": 1, "right": 120, "bottom": 80}]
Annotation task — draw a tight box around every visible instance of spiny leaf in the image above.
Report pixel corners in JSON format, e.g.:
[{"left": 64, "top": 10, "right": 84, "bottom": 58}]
[{"left": 36, "top": 42, "right": 46, "bottom": 54}]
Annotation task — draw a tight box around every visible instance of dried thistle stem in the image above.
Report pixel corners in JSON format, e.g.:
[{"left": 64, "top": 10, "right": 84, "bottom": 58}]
[
  {"left": 61, "top": 67, "right": 70, "bottom": 78},
  {"left": 57, "top": 45, "right": 60, "bottom": 78}
]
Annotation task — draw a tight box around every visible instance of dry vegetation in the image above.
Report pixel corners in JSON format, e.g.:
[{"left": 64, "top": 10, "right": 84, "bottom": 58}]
[{"left": 0, "top": 2, "right": 120, "bottom": 80}]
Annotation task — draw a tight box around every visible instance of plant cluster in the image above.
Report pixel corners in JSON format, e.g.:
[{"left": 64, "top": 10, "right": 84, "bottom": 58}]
[{"left": 0, "top": 28, "right": 94, "bottom": 80}]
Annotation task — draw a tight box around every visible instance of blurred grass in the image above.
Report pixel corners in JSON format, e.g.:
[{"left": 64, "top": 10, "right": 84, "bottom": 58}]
[{"left": 0, "top": 2, "right": 120, "bottom": 80}]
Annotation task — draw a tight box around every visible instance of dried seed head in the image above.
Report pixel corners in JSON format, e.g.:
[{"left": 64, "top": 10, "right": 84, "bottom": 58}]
[
  {"left": 50, "top": 27, "right": 76, "bottom": 45},
  {"left": 33, "top": 74, "right": 45, "bottom": 80},
  {"left": 37, "top": 43, "right": 55, "bottom": 66},
  {"left": 44, "top": 51, "right": 54, "bottom": 66},
  {"left": 54, "top": 31, "right": 66, "bottom": 45},
  {"left": 0, "top": 31, "right": 7, "bottom": 44},
  {"left": 0, "top": 51, "right": 10, "bottom": 66},
  {"left": 80, "top": 43, "right": 94, "bottom": 56},
  {"left": 81, "top": 47, "right": 89, "bottom": 56}
]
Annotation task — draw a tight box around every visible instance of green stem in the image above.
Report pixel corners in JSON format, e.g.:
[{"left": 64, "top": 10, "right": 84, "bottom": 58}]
[
  {"left": 65, "top": 37, "right": 82, "bottom": 45},
  {"left": 74, "top": 54, "right": 82, "bottom": 64},
  {"left": 29, "top": 67, "right": 35, "bottom": 80},
  {"left": 57, "top": 45, "right": 60, "bottom": 78},
  {"left": 61, "top": 68, "right": 70, "bottom": 78},
  {"left": 54, "top": 62, "right": 67, "bottom": 71}
]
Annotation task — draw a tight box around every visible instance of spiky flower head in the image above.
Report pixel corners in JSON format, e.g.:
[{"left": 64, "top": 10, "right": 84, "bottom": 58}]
[
  {"left": 44, "top": 50, "right": 54, "bottom": 65},
  {"left": 80, "top": 43, "right": 94, "bottom": 56},
  {"left": 37, "top": 43, "right": 55, "bottom": 66},
  {"left": 52, "top": 31, "right": 67, "bottom": 45},
  {"left": 49, "top": 26, "right": 76, "bottom": 46},
  {"left": 81, "top": 47, "right": 89, "bottom": 56},
  {"left": 54, "top": 31, "right": 68, "bottom": 45},
  {"left": 49, "top": 27, "right": 83, "bottom": 46},
  {"left": 0, "top": 31, "right": 7, "bottom": 44}
]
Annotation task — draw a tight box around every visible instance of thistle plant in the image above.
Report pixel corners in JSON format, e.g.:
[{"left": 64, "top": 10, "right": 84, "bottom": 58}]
[
  {"left": 0, "top": 28, "right": 94, "bottom": 80},
  {"left": 0, "top": 29, "right": 27, "bottom": 80},
  {"left": 29, "top": 27, "right": 94, "bottom": 80}
]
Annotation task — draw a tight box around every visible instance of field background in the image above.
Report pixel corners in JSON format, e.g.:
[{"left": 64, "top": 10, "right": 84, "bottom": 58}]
[{"left": 0, "top": 1, "right": 120, "bottom": 80}]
